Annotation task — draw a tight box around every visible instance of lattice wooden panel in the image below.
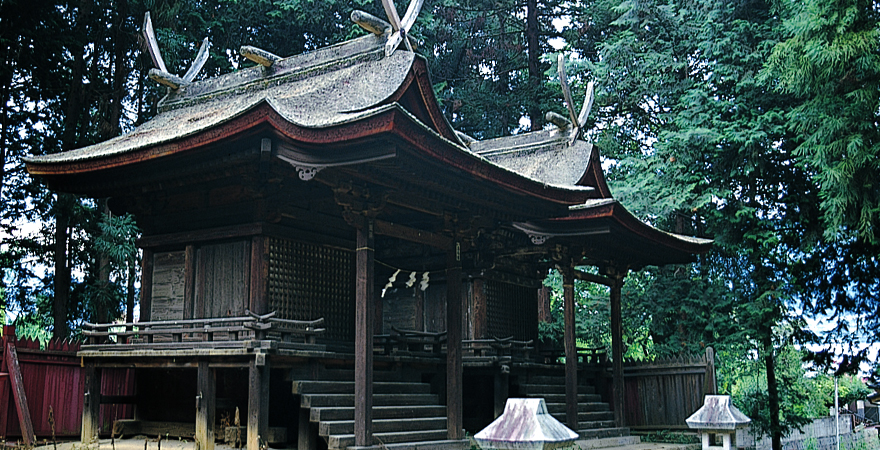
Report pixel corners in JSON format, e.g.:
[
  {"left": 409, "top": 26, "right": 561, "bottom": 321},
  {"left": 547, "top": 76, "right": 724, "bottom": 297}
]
[
  {"left": 485, "top": 280, "right": 538, "bottom": 341},
  {"left": 267, "top": 238, "right": 354, "bottom": 342}
]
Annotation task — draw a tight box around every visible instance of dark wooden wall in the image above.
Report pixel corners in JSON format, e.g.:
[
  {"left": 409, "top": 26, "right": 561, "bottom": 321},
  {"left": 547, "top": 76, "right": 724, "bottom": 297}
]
[
  {"left": 198, "top": 241, "right": 251, "bottom": 318},
  {"left": 266, "top": 237, "right": 354, "bottom": 342},
  {"left": 151, "top": 251, "right": 186, "bottom": 321},
  {"left": 606, "top": 350, "right": 715, "bottom": 429},
  {"left": 485, "top": 280, "right": 538, "bottom": 341}
]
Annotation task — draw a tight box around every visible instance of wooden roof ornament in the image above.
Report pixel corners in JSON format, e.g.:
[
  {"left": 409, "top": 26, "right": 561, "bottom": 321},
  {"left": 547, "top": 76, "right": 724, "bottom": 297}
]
[
  {"left": 554, "top": 53, "right": 595, "bottom": 146},
  {"left": 379, "top": 0, "right": 423, "bottom": 56},
  {"left": 240, "top": 46, "right": 282, "bottom": 67},
  {"left": 143, "top": 12, "right": 210, "bottom": 89}
]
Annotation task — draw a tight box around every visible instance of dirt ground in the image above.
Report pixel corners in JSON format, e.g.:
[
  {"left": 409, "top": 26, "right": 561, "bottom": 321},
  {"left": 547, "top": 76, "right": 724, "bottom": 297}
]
[{"left": 33, "top": 438, "right": 243, "bottom": 450}]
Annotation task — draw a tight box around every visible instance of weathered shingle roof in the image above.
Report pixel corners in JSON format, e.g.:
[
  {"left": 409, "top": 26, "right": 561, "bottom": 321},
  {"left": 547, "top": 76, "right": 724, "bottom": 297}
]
[
  {"left": 27, "top": 34, "right": 415, "bottom": 165},
  {"left": 471, "top": 128, "right": 593, "bottom": 189}
]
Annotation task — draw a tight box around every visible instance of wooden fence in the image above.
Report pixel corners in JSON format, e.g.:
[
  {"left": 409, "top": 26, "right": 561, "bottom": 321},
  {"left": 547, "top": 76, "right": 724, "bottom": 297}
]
[
  {"left": 0, "top": 327, "right": 135, "bottom": 442},
  {"left": 607, "top": 347, "right": 716, "bottom": 429}
]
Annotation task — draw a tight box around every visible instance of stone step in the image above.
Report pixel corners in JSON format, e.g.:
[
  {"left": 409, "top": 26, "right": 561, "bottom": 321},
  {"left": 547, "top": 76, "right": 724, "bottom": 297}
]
[
  {"left": 287, "top": 368, "right": 413, "bottom": 383},
  {"left": 573, "top": 420, "right": 618, "bottom": 430},
  {"left": 292, "top": 380, "right": 432, "bottom": 395},
  {"left": 302, "top": 393, "right": 439, "bottom": 408},
  {"left": 376, "top": 439, "right": 470, "bottom": 450},
  {"left": 545, "top": 402, "right": 611, "bottom": 413},
  {"left": 526, "top": 393, "right": 603, "bottom": 404},
  {"left": 319, "top": 417, "right": 448, "bottom": 436},
  {"left": 549, "top": 411, "right": 616, "bottom": 424},
  {"left": 518, "top": 384, "right": 596, "bottom": 395},
  {"left": 576, "top": 436, "right": 641, "bottom": 449},
  {"left": 311, "top": 405, "right": 448, "bottom": 422},
  {"left": 327, "top": 429, "right": 449, "bottom": 449},
  {"left": 525, "top": 375, "right": 567, "bottom": 385},
  {"left": 578, "top": 427, "right": 631, "bottom": 440}
]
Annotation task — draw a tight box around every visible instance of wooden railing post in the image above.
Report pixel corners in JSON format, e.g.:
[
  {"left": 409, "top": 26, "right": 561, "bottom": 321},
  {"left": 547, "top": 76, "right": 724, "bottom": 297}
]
[
  {"left": 196, "top": 361, "right": 216, "bottom": 450},
  {"left": 82, "top": 362, "right": 100, "bottom": 443}
]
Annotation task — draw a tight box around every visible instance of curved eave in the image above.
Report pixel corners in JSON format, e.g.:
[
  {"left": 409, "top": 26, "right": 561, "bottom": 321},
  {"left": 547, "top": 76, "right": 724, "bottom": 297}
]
[
  {"left": 514, "top": 199, "right": 713, "bottom": 267},
  {"left": 574, "top": 142, "right": 612, "bottom": 198},
  {"left": 27, "top": 100, "right": 595, "bottom": 206}
]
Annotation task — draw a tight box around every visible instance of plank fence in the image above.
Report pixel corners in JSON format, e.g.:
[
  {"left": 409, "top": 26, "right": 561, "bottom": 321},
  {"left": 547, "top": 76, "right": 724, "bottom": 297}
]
[
  {"left": 0, "top": 326, "right": 135, "bottom": 441},
  {"left": 604, "top": 347, "right": 717, "bottom": 430}
]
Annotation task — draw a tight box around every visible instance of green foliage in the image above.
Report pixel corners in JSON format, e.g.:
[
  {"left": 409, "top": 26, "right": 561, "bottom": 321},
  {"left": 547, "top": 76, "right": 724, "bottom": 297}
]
[
  {"left": 640, "top": 430, "right": 699, "bottom": 444},
  {"left": 727, "top": 343, "right": 815, "bottom": 437},
  {"left": 762, "top": 0, "right": 880, "bottom": 244}
]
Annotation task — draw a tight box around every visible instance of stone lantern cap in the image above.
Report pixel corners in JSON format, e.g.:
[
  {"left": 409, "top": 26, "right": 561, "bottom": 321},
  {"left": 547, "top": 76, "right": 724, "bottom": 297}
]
[
  {"left": 474, "top": 398, "right": 578, "bottom": 450},
  {"left": 686, "top": 395, "right": 751, "bottom": 431}
]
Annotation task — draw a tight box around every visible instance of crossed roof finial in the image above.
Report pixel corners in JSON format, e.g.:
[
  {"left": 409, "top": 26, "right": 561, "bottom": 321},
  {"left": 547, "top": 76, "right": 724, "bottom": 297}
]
[
  {"left": 143, "top": 12, "right": 210, "bottom": 89},
  {"left": 351, "top": 0, "right": 423, "bottom": 57},
  {"left": 548, "top": 53, "right": 595, "bottom": 145}
]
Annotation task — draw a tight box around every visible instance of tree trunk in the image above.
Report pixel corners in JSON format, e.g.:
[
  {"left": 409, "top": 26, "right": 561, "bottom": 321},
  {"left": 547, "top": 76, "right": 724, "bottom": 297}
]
[
  {"left": 53, "top": 202, "right": 70, "bottom": 339},
  {"left": 526, "top": 0, "right": 543, "bottom": 131},
  {"left": 97, "top": 200, "right": 111, "bottom": 324},
  {"left": 763, "top": 332, "right": 781, "bottom": 450}
]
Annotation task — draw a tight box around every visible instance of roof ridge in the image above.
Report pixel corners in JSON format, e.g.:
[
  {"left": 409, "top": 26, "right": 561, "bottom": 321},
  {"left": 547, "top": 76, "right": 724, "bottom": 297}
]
[{"left": 158, "top": 34, "right": 387, "bottom": 113}]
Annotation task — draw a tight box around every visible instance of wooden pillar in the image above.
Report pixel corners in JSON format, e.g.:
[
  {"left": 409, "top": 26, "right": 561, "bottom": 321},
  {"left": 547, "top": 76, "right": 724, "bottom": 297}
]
[
  {"left": 446, "top": 243, "right": 463, "bottom": 439},
  {"left": 298, "top": 405, "right": 317, "bottom": 450},
  {"left": 196, "top": 361, "right": 216, "bottom": 450},
  {"left": 562, "top": 266, "right": 578, "bottom": 432},
  {"left": 247, "top": 357, "right": 270, "bottom": 450},
  {"left": 82, "top": 363, "right": 100, "bottom": 443},
  {"left": 355, "top": 221, "right": 375, "bottom": 447},
  {"left": 250, "top": 236, "right": 269, "bottom": 315},
  {"left": 537, "top": 285, "right": 552, "bottom": 323},
  {"left": 140, "top": 249, "right": 154, "bottom": 322},
  {"left": 493, "top": 371, "right": 509, "bottom": 419},
  {"left": 610, "top": 273, "right": 625, "bottom": 427}
]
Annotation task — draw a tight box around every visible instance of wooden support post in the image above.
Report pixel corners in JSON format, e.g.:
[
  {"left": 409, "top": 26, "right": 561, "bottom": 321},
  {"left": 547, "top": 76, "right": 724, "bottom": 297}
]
[
  {"left": 184, "top": 245, "right": 196, "bottom": 320},
  {"left": 82, "top": 362, "right": 100, "bottom": 443},
  {"left": 355, "top": 221, "right": 375, "bottom": 447},
  {"left": 298, "top": 405, "right": 316, "bottom": 450},
  {"left": 446, "top": 242, "right": 463, "bottom": 440},
  {"left": 562, "top": 267, "right": 578, "bottom": 433},
  {"left": 704, "top": 346, "right": 717, "bottom": 396},
  {"left": 196, "top": 361, "right": 216, "bottom": 450},
  {"left": 493, "top": 371, "right": 509, "bottom": 419},
  {"left": 140, "top": 249, "right": 154, "bottom": 322},
  {"left": 6, "top": 345, "right": 34, "bottom": 445},
  {"left": 247, "top": 357, "right": 269, "bottom": 450},
  {"left": 610, "top": 273, "right": 625, "bottom": 427}
]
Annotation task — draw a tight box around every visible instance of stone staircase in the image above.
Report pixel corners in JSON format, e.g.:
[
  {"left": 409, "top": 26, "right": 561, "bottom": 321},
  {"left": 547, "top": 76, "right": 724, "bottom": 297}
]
[
  {"left": 292, "top": 370, "right": 468, "bottom": 450},
  {"left": 517, "top": 374, "right": 630, "bottom": 440}
]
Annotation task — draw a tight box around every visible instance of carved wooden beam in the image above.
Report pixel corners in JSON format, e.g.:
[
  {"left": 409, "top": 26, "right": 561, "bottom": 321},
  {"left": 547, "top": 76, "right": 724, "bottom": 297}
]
[
  {"left": 240, "top": 46, "right": 282, "bottom": 67},
  {"left": 351, "top": 10, "right": 392, "bottom": 35}
]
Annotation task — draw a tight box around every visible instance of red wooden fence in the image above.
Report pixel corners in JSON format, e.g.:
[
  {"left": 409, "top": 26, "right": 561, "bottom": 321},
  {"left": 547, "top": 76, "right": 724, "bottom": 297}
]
[{"left": 0, "top": 327, "right": 135, "bottom": 439}]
